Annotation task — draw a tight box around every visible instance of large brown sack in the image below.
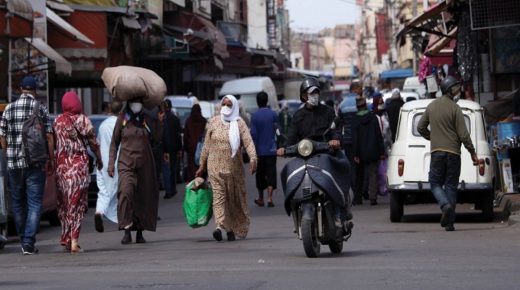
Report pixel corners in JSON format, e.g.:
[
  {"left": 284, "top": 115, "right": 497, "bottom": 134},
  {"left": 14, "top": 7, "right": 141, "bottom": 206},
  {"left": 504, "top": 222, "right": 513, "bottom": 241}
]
[{"left": 101, "top": 66, "right": 166, "bottom": 108}]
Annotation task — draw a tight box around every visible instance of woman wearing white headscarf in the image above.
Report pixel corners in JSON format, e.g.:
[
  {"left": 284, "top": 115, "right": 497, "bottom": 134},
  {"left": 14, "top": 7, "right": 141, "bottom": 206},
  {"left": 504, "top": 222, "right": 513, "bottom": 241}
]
[{"left": 196, "top": 95, "right": 257, "bottom": 241}]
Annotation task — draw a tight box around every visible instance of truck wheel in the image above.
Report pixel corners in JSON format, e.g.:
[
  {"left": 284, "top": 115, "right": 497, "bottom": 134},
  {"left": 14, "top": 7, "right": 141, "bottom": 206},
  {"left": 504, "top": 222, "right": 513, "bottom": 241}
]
[
  {"left": 481, "top": 191, "right": 494, "bottom": 222},
  {"left": 390, "top": 191, "right": 404, "bottom": 222}
]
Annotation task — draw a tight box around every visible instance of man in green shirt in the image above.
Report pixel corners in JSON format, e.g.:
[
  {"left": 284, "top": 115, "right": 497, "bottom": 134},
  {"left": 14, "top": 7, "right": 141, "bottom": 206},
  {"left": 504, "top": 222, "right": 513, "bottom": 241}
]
[{"left": 417, "top": 76, "right": 478, "bottom": 231}]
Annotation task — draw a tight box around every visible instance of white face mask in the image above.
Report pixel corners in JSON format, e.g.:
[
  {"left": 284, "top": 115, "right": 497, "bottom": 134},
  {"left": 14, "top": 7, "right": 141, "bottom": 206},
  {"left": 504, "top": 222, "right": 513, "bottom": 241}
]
[
  {"left": 307, "top": 94, "right": 319, "bottom": 106},
  {"left": 378, "top": 104, "right": 384, "bottom": 110},
  {"left": 221, "top": 106, "right": 232, "bottom": 116},
  {"left": 129, "top": 102, "right": 143, "bottom": 114}
]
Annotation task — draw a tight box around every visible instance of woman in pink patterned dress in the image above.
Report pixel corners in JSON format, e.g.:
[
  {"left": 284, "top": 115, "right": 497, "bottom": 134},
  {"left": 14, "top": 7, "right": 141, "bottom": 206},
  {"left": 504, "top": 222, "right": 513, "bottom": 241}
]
[{"left": 54, "top": 92, "right": 102, "bottom": 254}]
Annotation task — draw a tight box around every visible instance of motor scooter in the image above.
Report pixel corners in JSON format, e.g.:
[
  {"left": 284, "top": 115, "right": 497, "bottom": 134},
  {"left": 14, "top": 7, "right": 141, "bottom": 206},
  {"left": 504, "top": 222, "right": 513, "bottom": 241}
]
[{"left": 280, "top": 133, "right": 353, "bottom": 258}]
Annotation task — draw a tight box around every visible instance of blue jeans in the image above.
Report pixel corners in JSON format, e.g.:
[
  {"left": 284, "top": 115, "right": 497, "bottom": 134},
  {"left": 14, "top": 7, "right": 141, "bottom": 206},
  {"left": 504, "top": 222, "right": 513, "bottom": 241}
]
[
  {"left": 428, "top": 151, "right": 461, "bottom": 209},
  {"left": 8, "top": 167, "right": 46, "bottom": 247}
]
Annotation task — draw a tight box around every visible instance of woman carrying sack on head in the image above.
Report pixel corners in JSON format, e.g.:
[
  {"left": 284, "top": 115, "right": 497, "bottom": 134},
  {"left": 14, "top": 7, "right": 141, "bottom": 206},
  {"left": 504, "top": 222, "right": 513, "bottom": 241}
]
[
  {"left": 108, "top": 97, "right": 162, "bottom": 245},
  {"left": 54, "top": 92, "right": 103, "bottom": 254},
  {"left": 195, "top": 95, "right": 257, "bottom": 242}
]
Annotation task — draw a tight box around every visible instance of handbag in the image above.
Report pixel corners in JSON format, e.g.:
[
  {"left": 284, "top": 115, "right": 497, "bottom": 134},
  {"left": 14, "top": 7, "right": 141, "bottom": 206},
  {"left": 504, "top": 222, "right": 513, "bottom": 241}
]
[{"left": 194, "top": 137, "right": 204, "bottom": 166}]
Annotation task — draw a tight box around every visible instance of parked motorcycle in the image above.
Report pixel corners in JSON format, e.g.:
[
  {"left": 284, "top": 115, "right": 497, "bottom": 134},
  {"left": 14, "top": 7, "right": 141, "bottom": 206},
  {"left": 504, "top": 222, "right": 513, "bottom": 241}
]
[{"left": 280, "top": 137, "right": 353, "bottom": 258}]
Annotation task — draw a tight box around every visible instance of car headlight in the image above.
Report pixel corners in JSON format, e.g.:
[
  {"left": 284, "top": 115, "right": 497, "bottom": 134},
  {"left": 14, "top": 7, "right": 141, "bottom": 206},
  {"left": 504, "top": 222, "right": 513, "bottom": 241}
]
[{"left": 297, "top": 139, "right": 314, "bottom": 157}]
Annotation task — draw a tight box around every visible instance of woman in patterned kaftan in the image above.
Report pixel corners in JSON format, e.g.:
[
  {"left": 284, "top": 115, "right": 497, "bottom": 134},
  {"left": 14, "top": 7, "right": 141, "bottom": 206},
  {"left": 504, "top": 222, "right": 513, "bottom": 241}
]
[
  {"left": 196, "top": 95, "right": 257, "bottom": 241},
  {"left": 54, "top": 91, "right": 102, "bottom": 253}
]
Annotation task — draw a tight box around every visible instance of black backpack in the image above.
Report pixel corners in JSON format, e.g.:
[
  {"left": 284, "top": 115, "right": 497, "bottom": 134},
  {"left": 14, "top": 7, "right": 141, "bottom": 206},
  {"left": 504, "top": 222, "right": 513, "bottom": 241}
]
[{"left": 22, "top": 101, "right": 49, "bottom": 166}]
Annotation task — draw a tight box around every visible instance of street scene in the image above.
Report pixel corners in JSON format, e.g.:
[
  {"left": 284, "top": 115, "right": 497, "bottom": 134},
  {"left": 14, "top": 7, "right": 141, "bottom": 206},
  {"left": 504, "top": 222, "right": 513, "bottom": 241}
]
[
  {"left": 1, "top": 162, "right": 519, "bottom": 290},
  {"left": 1, "top": 0, "right": 520, "bottom": 289}
]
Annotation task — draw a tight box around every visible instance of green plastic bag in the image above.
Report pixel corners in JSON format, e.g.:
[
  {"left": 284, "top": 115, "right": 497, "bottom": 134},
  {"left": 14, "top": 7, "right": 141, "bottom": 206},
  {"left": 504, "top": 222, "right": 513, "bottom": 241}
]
[{"left": 183, "top": 179, "right": 213, "bottom": 228}]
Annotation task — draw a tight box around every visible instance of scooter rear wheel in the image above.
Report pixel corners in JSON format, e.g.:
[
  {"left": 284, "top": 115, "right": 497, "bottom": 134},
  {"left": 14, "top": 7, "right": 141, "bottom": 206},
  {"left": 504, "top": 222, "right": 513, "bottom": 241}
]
[{"left": 301, "top": 217, "right": 320, "bottom": 258}]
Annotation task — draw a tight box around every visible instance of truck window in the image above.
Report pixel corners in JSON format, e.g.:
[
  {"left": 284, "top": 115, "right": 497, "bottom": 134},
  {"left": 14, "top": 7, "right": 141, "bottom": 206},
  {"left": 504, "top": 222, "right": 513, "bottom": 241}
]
[{"left": 412, "top": 113, "right": 470, "bottom": 137}]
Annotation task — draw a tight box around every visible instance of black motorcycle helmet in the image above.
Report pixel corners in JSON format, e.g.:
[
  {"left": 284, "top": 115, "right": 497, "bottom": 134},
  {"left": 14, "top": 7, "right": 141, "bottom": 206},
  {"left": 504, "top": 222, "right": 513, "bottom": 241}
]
[
  {"left": 299, "top": 77, "right": 320, "bottom": 102},
  {"left": 440, "top": 76, "right": 460, "bottom": 95}
]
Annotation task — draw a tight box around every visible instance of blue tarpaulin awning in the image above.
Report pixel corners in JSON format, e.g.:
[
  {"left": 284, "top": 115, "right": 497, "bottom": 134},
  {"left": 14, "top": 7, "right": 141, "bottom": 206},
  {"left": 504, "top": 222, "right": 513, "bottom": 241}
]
[{"left": 380, "top": 69, "right": 414, "bottom": 79}]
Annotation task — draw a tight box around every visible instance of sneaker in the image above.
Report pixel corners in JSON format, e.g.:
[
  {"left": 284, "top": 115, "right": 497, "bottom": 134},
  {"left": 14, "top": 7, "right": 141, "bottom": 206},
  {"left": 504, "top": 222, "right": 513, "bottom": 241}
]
[
  {"left": 440, "top": 204, "right": 455, "bottom": 227},
  {"left": 445, "top": 224, "right": 455, "bottom": 231},
  {"left": 21, "top": 245, "right": 39, "bottom": 255}
]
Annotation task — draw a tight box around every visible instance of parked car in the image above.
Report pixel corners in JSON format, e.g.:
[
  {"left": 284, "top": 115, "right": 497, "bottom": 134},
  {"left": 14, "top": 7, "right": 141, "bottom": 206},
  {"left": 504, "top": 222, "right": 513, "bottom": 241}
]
[
  {"left": 403, "top": 76, "right": 427, "bottom": 98},
  {"left": 387, "top": 99, "right": 495, "bottom": 222},
  {"left": 382, "top": 90, "right": 421, "bottom": 104},
  {"left": 219, "top": 77, "right": 279, "bottom": 114},
  {"left": 199, "top": 100, "right": 219, "bottom": 119},
  {"left": 165, "top": 95, "right": 198, "bottom": 128},
  {"left": 0, "top": 150, "right": 8, "bottom": 243}
]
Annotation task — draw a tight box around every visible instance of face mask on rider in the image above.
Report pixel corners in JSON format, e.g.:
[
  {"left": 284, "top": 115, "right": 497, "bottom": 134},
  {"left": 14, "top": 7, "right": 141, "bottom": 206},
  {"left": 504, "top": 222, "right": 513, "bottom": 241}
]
[
  {"left": 307, "top": 93, "right": 320, "bottom": 106},
  {"left": 378, "top": 104, "right": 384, "bottom": 110},
  {"left": 129, "top": 102, "right": 143, "bottom": 114}
]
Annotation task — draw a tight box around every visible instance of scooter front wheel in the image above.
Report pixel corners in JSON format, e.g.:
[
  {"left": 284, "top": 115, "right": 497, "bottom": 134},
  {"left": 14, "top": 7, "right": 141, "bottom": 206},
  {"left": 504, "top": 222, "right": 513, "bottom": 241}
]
[
  {"left": 329, "top": 240, "right": 343, "bottom": 254},
  {"left": 301, "top": 217, "right": 320, "bottom": 258}
]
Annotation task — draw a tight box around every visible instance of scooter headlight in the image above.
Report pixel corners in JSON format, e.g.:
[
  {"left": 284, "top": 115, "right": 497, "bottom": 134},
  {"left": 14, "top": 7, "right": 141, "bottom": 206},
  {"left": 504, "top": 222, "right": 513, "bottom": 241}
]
[{"left": 297, "top": 139, "right": 314, "bottom": 157}]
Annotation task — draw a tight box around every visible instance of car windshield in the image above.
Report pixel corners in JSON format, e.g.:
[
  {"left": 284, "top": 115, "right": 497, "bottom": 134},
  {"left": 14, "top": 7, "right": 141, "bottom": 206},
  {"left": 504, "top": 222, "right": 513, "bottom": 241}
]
[
  {"left": 238, "top": 94, "right": 258, "bottom": 112},
  {"left": 173, "top": 108, "right": 192, "bottom": 128}
]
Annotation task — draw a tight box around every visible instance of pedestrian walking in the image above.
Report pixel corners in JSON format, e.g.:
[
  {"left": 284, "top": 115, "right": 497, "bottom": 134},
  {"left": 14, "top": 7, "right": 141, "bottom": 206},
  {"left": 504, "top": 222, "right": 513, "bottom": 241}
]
[
  {"left": 277, "top": 104, "right": 291, "bottom": 147},
  {"left": 352, "top": 97, "right": 385, "bottom": 206},
  {"left": 108, "top": 97, "right": 162, "bottom": 244},
  {"left": 161, "top": 99, "right": 182, "bottom": 198},
  {"left": 250, "top": 92, "right": 278, "bottom": 207},
  {"left": 54, "top": 92, "right": 103, "bottom": 253},
  {"left": 183, "top": 104, "right": 206, "bottom": 182},
  {"left": 417, "top": 76, "right": 478, "bottom": 231},
  {"left": 372, "top": 93, "right": 392, "bottom": 196},
  {"left": 195, "top": 95, "right": 257, "bottom": 241},
  {"left": 94, "top": 99, "right": 123, "bottom": 233},
  {"left": 386, "top": 88, "right": 405, "bottom": 142},
  {"left": 0, "top": 75, "right": 55, "bottom": 255}
]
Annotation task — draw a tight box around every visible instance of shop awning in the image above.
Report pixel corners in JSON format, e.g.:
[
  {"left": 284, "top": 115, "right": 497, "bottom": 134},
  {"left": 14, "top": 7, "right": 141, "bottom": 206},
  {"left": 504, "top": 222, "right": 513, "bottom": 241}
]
[
  {"left": 168, "top": 12, "right": 229, "bottom": 59},
  {"left": 121, "top": 16, "right": 141, "bottom": 30},
  {"left": 25, "top": 37, "right": 72, "bottom": 75},
  {"left": 7, "top": 0, "right": 33, "bottom": 21},
  {"left": 396, "top": 0, "right": 452, "bottom": 45},
  {"left": 380, "top": 69, "right": 413, "bottom": 79},
  {"left": 46, "top": 8, "right": 95, "bottom": 45},
  {"left": 46, "top": 1, "right": 74, "bottom": 13},
  {"left": 425, "top": 27, "right": 457, "bottom": 56},
  {"left": 0, "top": 0, "right": 33, "bottom": 36}
]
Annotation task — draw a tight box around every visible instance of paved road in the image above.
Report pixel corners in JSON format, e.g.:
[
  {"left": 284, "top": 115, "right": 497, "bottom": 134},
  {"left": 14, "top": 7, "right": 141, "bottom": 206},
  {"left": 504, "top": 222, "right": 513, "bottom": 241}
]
[{"left": 1, "top": 161, "right": 520, "bottom": 290}]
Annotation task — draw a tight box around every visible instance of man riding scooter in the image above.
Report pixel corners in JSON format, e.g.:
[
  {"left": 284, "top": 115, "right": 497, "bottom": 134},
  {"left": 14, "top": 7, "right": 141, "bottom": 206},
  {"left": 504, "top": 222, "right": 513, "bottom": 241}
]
[{"left": 277, "top": 77, "right": 353, "bottom": 234}]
